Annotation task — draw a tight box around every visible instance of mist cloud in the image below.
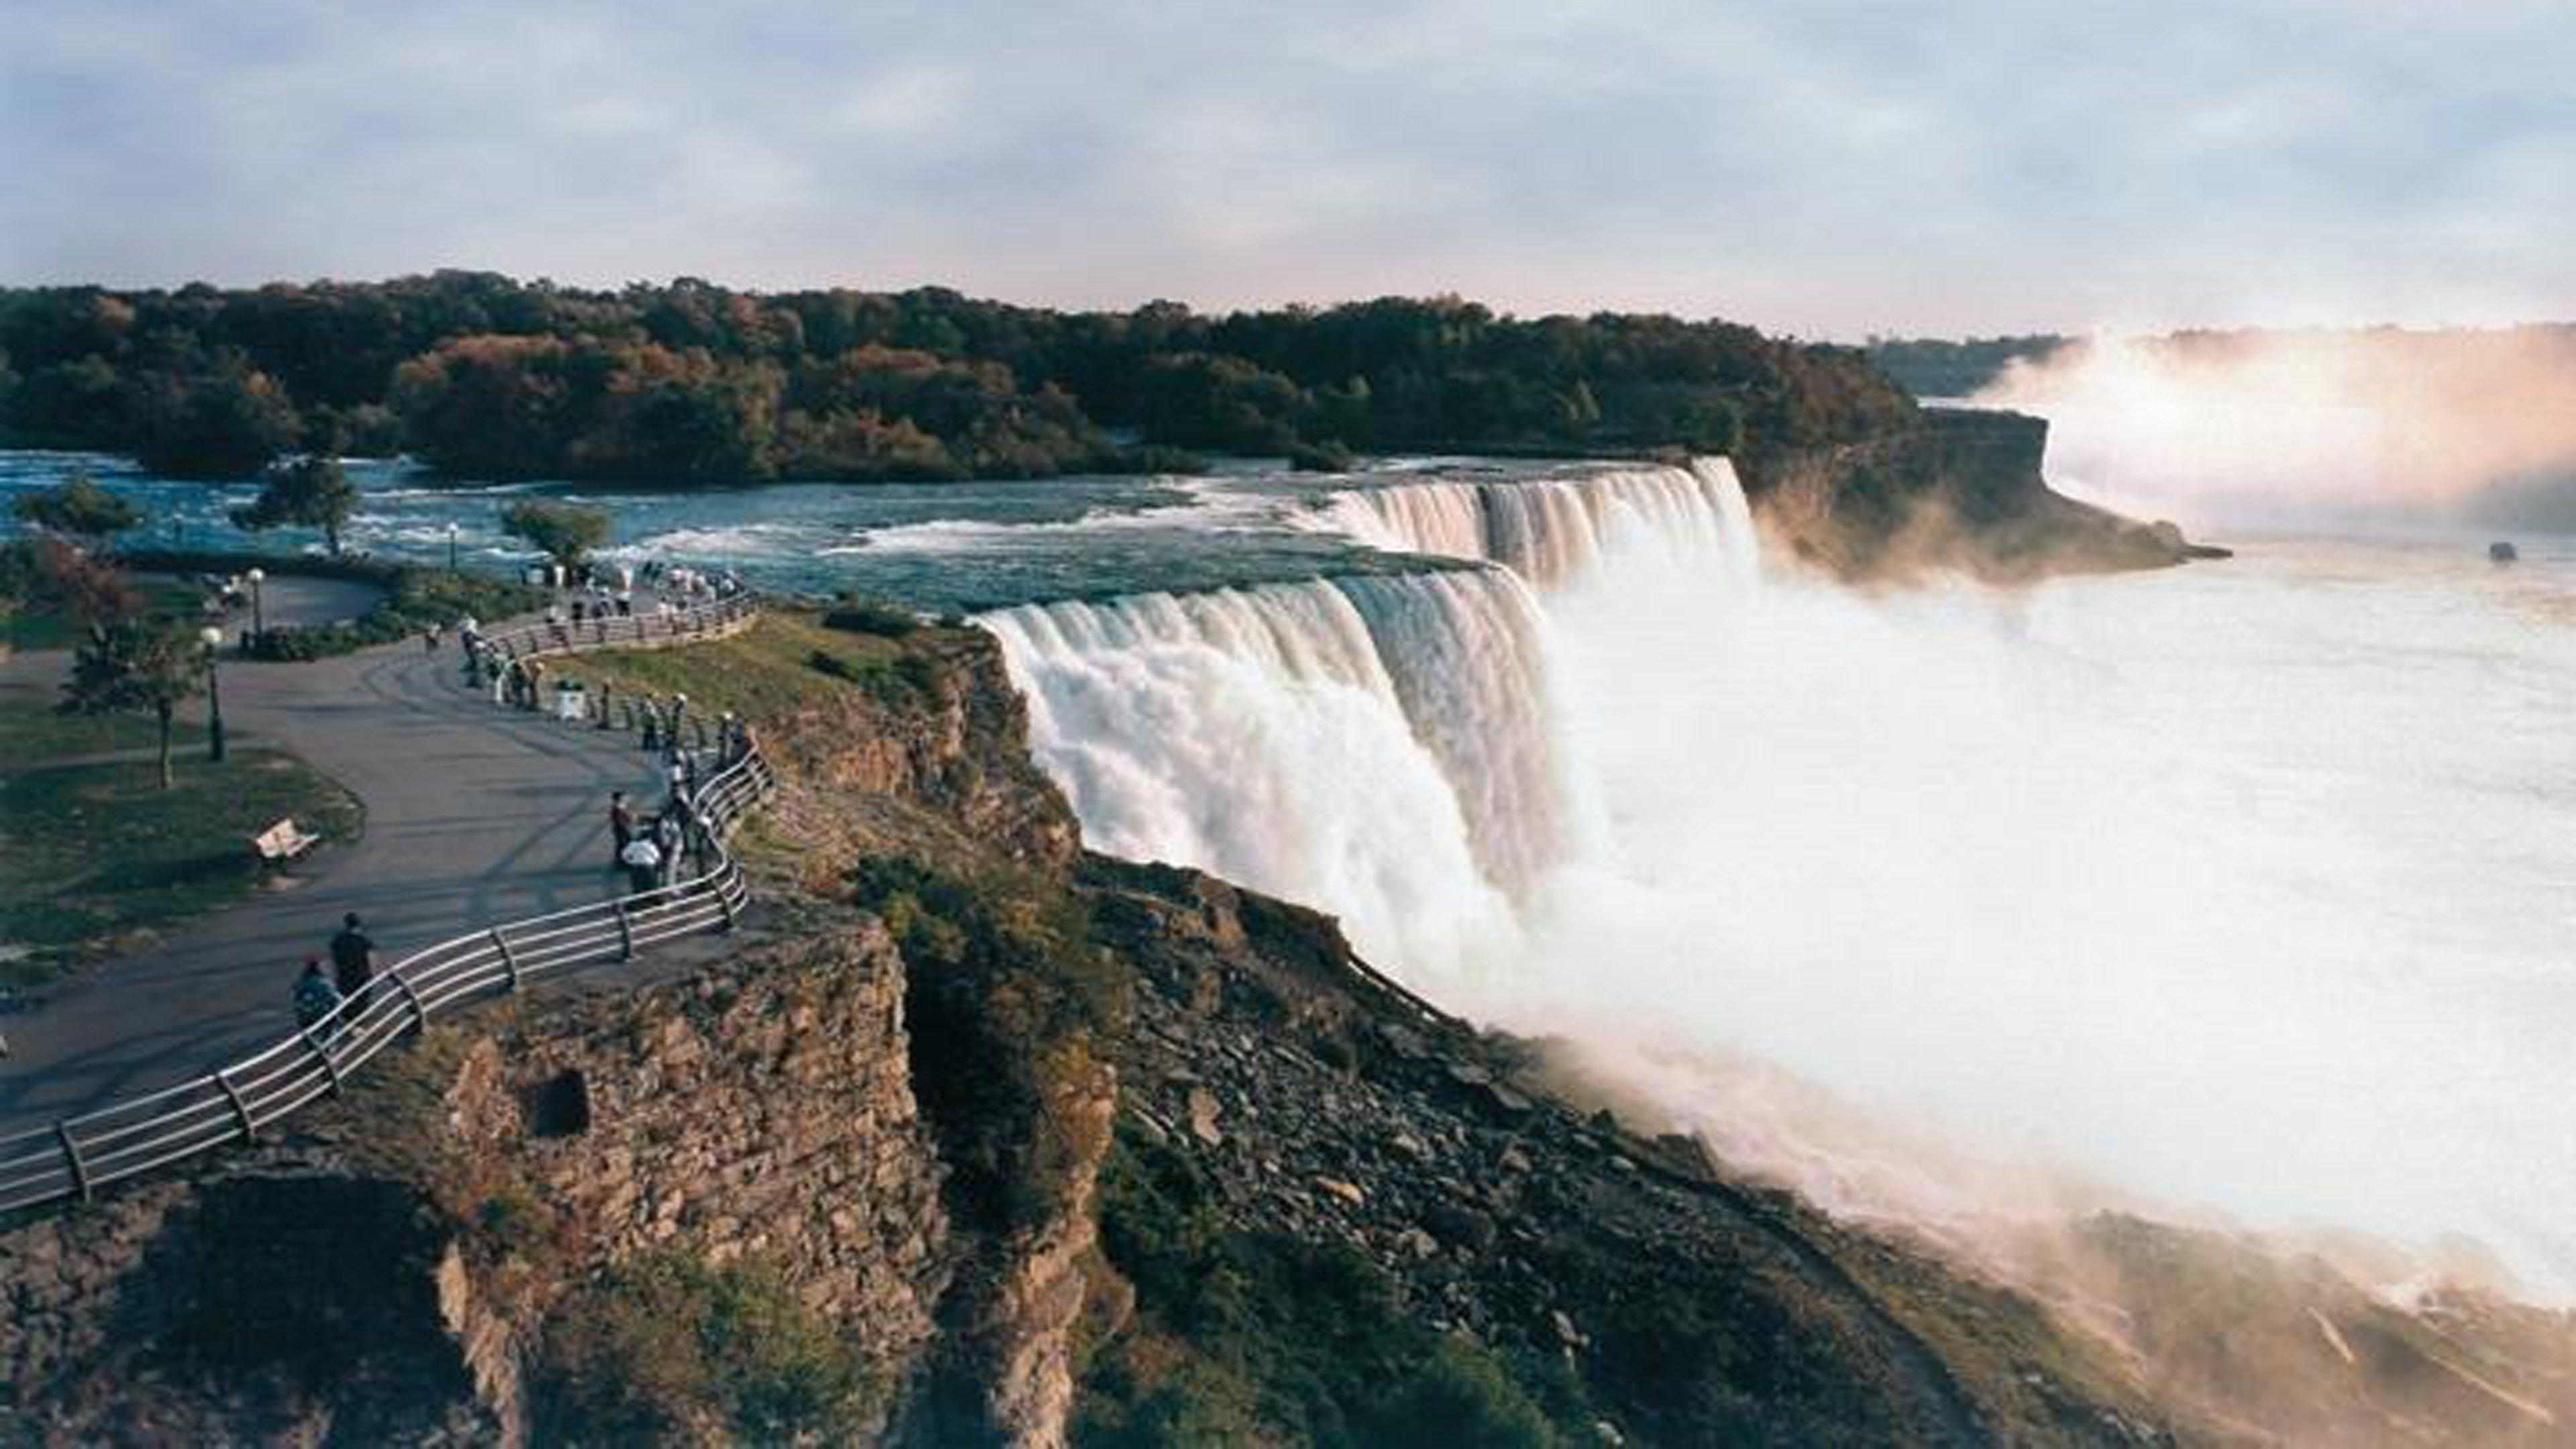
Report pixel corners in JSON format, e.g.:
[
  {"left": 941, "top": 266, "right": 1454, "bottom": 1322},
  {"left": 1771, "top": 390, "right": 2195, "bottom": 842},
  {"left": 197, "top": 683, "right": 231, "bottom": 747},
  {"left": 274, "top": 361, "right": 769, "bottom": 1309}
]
[{"left": 1977, "top": 328, "right": 2576, "bottom": 532}]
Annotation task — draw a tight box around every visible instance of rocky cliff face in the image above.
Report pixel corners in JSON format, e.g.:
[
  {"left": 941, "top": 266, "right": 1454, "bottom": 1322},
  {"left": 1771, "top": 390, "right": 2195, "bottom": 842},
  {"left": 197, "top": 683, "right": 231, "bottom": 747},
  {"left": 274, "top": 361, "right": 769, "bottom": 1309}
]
[
  {"left": 759, "top": 628, "right": 1081, "bottom": 881},
  {"left": 1743, "top": 408, "right": 2224, "bottom": 582}
]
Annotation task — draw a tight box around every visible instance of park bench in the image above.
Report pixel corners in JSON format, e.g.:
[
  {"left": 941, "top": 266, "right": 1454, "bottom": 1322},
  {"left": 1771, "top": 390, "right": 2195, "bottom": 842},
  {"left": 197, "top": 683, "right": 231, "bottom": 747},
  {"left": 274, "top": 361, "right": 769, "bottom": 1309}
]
[{"left": 250, "top": 818, "right": 321, "bottom": 863}]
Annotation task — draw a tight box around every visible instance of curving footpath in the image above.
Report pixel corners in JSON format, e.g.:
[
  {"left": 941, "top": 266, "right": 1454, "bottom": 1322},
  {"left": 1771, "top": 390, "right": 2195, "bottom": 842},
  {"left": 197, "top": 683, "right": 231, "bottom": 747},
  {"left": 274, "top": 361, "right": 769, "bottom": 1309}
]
[{"left": 0, "top": 596, "right": 773, "bottom": 1212}]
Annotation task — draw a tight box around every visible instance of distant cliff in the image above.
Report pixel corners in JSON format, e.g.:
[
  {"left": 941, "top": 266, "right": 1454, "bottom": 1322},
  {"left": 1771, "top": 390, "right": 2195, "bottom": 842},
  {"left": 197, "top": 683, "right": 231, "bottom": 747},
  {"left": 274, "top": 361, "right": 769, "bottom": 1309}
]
[{"left": 1741, "top": 407, "right": 2224, "bottom": 582}]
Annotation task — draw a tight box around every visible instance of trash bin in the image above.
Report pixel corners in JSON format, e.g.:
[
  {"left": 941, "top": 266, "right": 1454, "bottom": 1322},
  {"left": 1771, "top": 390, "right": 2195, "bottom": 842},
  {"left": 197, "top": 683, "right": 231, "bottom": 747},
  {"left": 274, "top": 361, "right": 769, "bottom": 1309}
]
[{"left": 553, "top": 680, "right": 588, "bottom": 722}]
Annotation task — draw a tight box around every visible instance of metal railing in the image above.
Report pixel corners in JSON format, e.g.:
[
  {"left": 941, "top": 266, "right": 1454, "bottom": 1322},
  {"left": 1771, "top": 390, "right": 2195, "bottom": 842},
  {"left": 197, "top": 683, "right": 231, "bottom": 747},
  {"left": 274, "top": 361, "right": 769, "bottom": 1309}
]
[
  {"left": 480, "top": 591, "right": 757, "bottom": 661},
  {"left": 0, "top": 594, "right": 776, "bottom": 1214}
]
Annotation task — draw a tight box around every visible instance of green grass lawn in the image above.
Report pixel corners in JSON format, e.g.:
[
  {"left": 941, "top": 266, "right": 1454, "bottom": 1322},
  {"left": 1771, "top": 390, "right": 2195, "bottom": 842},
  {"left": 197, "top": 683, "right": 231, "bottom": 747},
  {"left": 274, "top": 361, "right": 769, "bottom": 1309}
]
[
  {"left": 544, "top": 610, "right": 923, "bottom": 722},
  {"left": 0, "top": 700, "right": 362, "bottom": 990},
  {"left": 0, "top": 695, "right": 162, "bottom": 761},
  {"left": 1, "top": 575, "right": 208, "bottom": 651}
]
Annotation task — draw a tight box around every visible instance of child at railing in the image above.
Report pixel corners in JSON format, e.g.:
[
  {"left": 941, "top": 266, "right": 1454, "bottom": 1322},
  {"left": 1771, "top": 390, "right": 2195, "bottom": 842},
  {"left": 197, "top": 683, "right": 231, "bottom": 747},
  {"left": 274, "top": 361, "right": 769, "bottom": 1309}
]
[{"left": 294, "top": 957, "right": 341, "bottom": 1037}]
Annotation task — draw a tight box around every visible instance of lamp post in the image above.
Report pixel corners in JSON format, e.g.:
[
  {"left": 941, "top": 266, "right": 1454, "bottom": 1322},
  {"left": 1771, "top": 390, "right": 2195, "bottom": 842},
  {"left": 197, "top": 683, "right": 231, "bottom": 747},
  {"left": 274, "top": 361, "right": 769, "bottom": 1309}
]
[
  {"left": 198, "top": 626, "right": 227, "bottom": 763},
  {"left": 245, "top": 567, "right": 266, "bottom": 640},
  {"left": 447, "top": 521, "right": 460, "bottom": 572}
]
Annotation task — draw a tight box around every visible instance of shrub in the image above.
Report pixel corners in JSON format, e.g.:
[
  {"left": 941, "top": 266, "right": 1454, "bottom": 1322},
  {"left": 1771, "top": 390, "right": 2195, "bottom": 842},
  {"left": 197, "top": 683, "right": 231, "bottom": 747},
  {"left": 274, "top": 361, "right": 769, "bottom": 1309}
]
[
  {"left": 820, "top": 593, "right": 918, "bottom": 637},
  {"left": 1287, "top": 438, "right": 1358, "bottom": 473},
  {"left": 1077, "top": 1130, "right": 1584, "bottom": 1448},
  {"left": 850, "top": 856, "right": 1125, "bottom": 1233},
  {"left": 500, "top": 499, "right": 612, "bottom": 568},
  {"left": 532, "top": 1251, "right": 879, "bottom": 1443}
]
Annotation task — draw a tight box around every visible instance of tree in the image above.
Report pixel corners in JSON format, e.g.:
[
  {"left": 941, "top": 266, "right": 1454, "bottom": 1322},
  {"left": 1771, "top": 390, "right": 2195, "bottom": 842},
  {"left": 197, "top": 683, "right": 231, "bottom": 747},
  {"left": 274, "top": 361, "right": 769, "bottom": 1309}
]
[
  {"left": 232, "top": 454, "right": 361, "bottom": 555},
  {"left": 62, "top": 619, "right": 202, "bottom": 788},
  {"left": 13, "top": 535, "right": 140, "bottom": 636},
  {"left": 501, "top": 500, "right": 611, "bottom": 570},
  {"left": 129, "top": 363, "right": 302, "bottom": 477},
  {"left": 13, "top": 472, "right": 142, "bottom": 544}
]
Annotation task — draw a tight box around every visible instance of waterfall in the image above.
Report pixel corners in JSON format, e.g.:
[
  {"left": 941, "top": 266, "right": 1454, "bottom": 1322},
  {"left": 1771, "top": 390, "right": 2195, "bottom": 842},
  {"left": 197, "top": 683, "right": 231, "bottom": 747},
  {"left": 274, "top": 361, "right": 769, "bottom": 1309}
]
[
  {"left": 1313, "top": 458, "right": 1758, "bottom": 589},
  {"left": 980, "top": 569, "right": 1572, "bottom": 970},
  {"left": 985, "top": 459, "right": 1762, "bottom": 967}
]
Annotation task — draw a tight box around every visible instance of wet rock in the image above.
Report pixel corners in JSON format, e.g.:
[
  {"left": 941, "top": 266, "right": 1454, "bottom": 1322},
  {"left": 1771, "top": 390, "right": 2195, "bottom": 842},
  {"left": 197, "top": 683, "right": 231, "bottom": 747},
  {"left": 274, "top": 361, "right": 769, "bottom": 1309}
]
[
  {"left": 1551, "top": 1309, "right": 1589, "bottom": 1350},
  {"left": 1187, "top": 1087, "right": 1224, "bottom": 1146},
  {"left": 1423, "top": 1201, "right": 1496, "bottom": 1251},
  {"left": 1316, "top": 1177, "right": 1366, "bottom": 1208},
  {"left": 1652, "top": 1132, "right": 1719, "bottom": 1180}
]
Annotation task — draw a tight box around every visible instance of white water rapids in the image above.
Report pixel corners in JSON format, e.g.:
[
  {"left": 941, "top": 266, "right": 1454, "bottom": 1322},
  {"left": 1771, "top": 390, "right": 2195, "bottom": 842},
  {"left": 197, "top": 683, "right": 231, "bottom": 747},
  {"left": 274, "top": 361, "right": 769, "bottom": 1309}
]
[{"left": 983, "top": 457, "right": 2576, "bottom": 1304}]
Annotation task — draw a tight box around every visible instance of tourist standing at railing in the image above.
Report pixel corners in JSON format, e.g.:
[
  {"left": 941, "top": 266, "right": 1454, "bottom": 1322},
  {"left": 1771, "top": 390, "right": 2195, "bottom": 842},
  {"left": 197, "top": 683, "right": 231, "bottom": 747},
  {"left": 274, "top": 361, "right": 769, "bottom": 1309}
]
[
  {"left": 621, "top": 834, "right": 663, "bottom": 902},
  {"left": 293, "top": 958, "right": 341, "bottom": 1037},
  {"left": 329, "top": 914, "right": 377, "bottom": 1011},
  {"left": 608, "top": 790, "right": 637, "bottom": 869},
  {"left": 651, "top": 810, "right": 683, "bottom": 888}
]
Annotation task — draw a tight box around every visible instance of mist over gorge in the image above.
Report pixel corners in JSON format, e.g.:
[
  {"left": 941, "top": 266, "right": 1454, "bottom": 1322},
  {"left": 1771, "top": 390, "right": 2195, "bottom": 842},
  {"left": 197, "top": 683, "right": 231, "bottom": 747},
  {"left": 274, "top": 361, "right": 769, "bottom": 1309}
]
[
  {"left": 1957, "top": 327, "right": 2576, "bottom": 535},
  {"left": 987, "top": 455, "right": 2576, "bottom": 1314}
]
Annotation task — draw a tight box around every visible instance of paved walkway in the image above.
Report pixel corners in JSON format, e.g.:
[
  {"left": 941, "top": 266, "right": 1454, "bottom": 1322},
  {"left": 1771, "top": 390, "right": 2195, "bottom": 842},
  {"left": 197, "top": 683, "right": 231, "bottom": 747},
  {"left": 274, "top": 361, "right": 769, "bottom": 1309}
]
[{"left": 0, "top": 635, "right": 676, "bottom": 1136}]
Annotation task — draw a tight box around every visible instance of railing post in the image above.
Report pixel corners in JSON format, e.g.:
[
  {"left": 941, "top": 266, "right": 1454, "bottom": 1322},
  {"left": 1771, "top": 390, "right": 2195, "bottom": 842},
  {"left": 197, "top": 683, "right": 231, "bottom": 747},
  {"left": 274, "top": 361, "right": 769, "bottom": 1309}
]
[
  {"left": 215, "top": 1068, "right": 256, "bottom": 1142},
  {"left": 55, "top": 1124, "right": 91, "bottom": 1202},
  {"left": 616, "top": 900, "right": 635, "bottom": 959},
  {"left": 492, "top": 926, "right": 521, "bottom": 990},
  {"left": 394, "top": 972, "right": 429, "bottom": 1036},
  {"left": 718, "top": 867, "right": 739, "bottom": 929},
  {"left": 301, "top": 1026, "right": 344, "bottom": 1095}
]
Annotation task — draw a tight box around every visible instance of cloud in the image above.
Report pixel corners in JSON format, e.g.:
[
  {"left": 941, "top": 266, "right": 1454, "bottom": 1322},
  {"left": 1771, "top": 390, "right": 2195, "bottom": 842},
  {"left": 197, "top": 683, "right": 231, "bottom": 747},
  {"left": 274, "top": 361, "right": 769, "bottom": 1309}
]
[{"left": 2, "top": 0, "right": 2570, "bottom": 335}]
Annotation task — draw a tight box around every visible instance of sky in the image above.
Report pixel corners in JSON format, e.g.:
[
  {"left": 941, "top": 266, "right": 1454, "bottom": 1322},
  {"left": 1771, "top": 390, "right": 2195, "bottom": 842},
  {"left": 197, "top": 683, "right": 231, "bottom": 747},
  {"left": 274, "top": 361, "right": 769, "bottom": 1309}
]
[{"left": 2, "top": 0, "right": 2571, "bottom": 339}]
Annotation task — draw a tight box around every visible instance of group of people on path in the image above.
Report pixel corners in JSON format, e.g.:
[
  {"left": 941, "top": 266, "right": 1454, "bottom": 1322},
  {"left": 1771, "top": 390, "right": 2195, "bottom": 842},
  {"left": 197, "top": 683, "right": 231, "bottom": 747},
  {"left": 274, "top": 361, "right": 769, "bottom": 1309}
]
[
  {"left": 611, "top": 787, "right": 695, "bottom": 902},
  {"left": 610, "top": 730, "right": 743, "bottom": 902},
  {"left": 286, "top": 574, "right": 753, "bottom": 1034},
  {"left": 290, "top": 912, "right": 377, "bottom": 1036}
]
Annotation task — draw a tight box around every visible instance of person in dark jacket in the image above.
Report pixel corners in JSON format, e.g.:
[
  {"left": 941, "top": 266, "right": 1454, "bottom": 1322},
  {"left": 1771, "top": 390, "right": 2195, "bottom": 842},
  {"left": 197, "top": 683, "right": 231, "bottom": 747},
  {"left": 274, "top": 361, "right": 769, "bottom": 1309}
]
[
  {"left": 608, "top": 790, "right": 637, "bottom": 869},
  {"left": 329, "top": 912, "right": 376, "bottom": 1010}
]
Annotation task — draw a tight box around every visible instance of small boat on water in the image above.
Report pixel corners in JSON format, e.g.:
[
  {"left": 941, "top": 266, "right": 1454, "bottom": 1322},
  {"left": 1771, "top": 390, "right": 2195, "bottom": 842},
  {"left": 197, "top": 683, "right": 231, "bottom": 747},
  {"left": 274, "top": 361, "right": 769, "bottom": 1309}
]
[{"left": 2489, "top": 541, "right": 2519, "bottom": 564}]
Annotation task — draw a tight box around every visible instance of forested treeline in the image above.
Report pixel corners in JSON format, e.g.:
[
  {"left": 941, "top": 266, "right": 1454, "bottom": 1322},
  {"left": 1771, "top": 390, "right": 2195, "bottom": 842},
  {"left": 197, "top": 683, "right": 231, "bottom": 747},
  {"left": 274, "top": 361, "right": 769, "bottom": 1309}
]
[
  {"left": 1862, "top": 335, "right": 2070, "bottom": 398},
  {"left": 0, "top": 272, "right": 1915, "bottom": 482}
]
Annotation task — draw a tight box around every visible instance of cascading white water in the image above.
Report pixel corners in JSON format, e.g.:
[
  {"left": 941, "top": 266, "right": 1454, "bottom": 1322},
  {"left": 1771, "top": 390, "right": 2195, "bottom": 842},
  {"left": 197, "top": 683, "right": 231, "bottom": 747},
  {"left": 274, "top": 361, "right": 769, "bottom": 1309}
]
[
  {"left": 984, "top": 460, "right": 1758, "bottom": 967},
  {"left": 1314, "top": 458, "right": 1758, "bottom": 587},
  {"left": 979, "top": 568, "right": 1574, "bottom": 971}
]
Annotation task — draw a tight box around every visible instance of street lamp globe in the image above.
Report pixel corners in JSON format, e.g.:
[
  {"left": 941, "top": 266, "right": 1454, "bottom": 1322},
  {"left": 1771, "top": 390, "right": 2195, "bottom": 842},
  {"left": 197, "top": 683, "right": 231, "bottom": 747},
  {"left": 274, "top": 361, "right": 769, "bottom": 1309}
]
[
  {"left": 199, "top": 625, "right": 229, "bottom": 761},
  {"left": 245, "top": 567, "right": 264, "bottom": 583}
]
